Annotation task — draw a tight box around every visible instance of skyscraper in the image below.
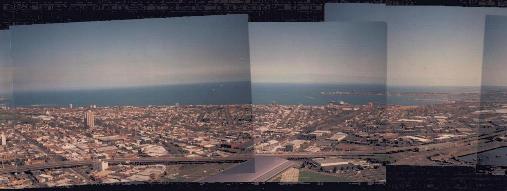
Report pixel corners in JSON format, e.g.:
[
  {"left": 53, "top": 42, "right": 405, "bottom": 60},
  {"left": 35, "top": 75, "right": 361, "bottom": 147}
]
[
  {"left": 94, "top": 160, "right": 108, "bottom": 171},
  {"left": 84, "top": 110, "right": 95, "bottom": 128},
  {"left": 1, "top": 133, "right": 6, "bottom": 146}
]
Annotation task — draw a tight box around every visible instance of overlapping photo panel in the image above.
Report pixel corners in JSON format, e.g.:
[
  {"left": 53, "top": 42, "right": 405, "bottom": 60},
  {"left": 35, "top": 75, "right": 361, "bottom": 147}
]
[
  {"left": 6, "top": 4, "right": 507, "bottom": 188},
  {"left": 8, "top": 15, "right": 255, "bottom": 183},
  {"left": 326, "top": 4, "right": 507, "bottom": 169},
  {"left": 249, "top": 22, "right": 387, "bottom": 182},
  {"left": 478, "top": 15, "right": 507, "bottom": 175},
  {"left": 0, "top": 29, "right": 14, "bottom": 147}
]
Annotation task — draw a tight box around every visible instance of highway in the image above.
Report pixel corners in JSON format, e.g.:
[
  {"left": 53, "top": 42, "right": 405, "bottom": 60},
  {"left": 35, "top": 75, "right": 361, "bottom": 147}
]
[
  {"left": 0, "top": 160, "right": 93, "bottom": 175},
  {"left": 0, "top": 152, "right": 377, "bottom": 175},
  {"left": 0, "top": 156, "right": 251, "bottom": 175}
]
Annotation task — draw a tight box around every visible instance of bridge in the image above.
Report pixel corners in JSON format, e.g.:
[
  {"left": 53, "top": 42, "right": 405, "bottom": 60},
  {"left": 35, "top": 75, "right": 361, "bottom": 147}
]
[
  {"left": 106, "top": 155, "right": 251, "bottom": 165},
  {"left": 0, "top": 160, "right": 94, "bottom": 175},
  {"left": 0, "top": 155, "right": 255, "bottom": 175}
]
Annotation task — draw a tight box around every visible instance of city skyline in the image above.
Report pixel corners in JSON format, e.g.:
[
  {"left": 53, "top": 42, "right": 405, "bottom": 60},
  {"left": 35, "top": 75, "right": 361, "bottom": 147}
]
[{"left": 11, "top": 15, "right": 251, "bottom": 92}]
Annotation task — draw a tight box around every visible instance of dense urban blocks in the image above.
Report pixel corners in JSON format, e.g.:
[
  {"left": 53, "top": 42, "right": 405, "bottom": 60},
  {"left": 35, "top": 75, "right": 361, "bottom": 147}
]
[{"left": 2, "top": 92, "right": 503, "bottom": 187}]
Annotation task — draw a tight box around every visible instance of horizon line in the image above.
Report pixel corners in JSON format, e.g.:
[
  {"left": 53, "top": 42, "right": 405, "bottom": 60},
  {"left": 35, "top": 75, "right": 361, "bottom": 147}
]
[
  {"left": 13, "top": 82, "right": 496, "bottom": 93},
  {"left": 14, "top": 81, "right": 252, "bottom": 93}
]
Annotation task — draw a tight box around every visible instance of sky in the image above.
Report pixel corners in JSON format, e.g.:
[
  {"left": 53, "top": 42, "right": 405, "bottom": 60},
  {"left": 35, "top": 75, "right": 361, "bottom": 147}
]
[
  {"left": 249, "top": 22, "right": 386, "bottom": 85},
  {"left": 482, "top": 15, "right": 507, "bottom": 87},
  {"left": 11, "top": 15, "right": 250, "bottom": 92},
  {"left": 326, "top": 4, "right": 507, "bottom": 87},
  {"left": 0, "top": 30, "right": 12, "bottom": 96}
]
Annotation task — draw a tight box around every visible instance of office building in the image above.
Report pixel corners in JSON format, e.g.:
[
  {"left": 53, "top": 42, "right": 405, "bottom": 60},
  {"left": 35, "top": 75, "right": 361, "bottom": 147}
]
[
  {"left": 85, "top": 110, "right": 95, "bottom": 128},
  {"left": 1, "top": 132, "right": 6, "bottom": 146}
]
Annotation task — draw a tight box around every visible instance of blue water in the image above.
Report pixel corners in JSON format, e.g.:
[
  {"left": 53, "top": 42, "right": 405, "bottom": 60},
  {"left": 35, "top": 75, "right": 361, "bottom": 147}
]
[
  {"left": 388, "top": 86, "right": 480, "bottom": 94},
  {"left": 252, "top": 83, "right": 386, "bottom": 105},
  {"left": 14, "top": 81, "right": 252, "bottom": 107},
  {"left": 14, "top": 83, "right": 476, "bottom": 107},
  {"left": 252, "top": 84, "right": 477, "bottom": 106},
  {"left": 387, "top": 86, "right": 480, "bottom": 105}
]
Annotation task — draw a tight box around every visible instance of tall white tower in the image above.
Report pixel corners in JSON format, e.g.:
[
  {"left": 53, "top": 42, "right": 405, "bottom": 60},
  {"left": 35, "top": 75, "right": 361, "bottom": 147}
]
[
  {"left": 1, "top": 133, "right": 6, "bottom": 146},
  {"left": 84, "top": 110, "right": 95, "bottom": 128},
  {"left": 94, "top": 160, "right": 108, "bottom": 171}
]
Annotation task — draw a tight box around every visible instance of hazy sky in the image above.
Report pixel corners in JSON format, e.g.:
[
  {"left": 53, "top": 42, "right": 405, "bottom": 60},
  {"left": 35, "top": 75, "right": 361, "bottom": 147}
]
[
  {"left": 250, "top": 22, "right": 386, "bottom": 84},
  {"left": 483, "top": 15, "right": 507, "bottom": 87},
  {"left": 0, "top": 30, "right": 12, "bottom": 96},
  {"left": 326, "top": 4, "right": 507, "bottom": 87},
  {"left": 11, "top": 15, "right": 250, "bottom": 92}
]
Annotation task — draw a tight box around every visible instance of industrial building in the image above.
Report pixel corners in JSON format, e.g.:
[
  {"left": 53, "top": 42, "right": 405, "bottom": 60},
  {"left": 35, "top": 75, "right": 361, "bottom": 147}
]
[{"left": 309, "top": 158, "right": 372, "bottom": 172}]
